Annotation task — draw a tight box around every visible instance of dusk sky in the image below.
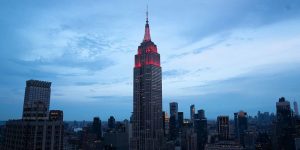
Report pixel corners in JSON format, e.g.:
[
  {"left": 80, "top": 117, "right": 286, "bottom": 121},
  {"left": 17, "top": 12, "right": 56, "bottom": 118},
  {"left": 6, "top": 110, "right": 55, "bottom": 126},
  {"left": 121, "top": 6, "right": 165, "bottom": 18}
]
[{"left": 1, "top": 0, "right": 300, "bottom": 121}]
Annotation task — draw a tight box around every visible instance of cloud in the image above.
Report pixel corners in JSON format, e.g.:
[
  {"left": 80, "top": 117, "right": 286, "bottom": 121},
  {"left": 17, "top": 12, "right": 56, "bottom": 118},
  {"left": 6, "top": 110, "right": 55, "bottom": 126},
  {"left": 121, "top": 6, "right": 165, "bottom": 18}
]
[{"left": 1, "top": 0, "right": 300, "bottom": 120}]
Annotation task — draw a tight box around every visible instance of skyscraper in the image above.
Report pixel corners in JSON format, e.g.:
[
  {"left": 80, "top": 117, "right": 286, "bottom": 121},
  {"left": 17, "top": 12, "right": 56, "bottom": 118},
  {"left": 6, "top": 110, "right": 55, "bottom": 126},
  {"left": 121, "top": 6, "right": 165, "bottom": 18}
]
[
  {"left": 275, "top": 97, "right": 295, "bottom": 150},
  {"left": 198, "top": 109, "right": 205, "bottom": 119},
  {"left": 22, "top": 80, "right": 51, "bottom": 120},
  {"left": 108, "top": 116, "right": 116, "bottom": 129},
  {"left": 190, "top": 104, "right": 195, "bottom": 123},
  {"left": 170, "top": 102, "right": 178, "bottom": 119},
  {"left": 131, "top": 9, "right": 163, "bottom": 150},
  {"left": 217, "top": 116, "right": 229, "bottom": 140},
  {"left": 234, "top": 111, "right": 248, "bottom": 147},
  {"left": 294, "top": 101, "right": 299, "bottom": 116},
  {"left": 194, "top": 110, "right": 207, "bottom": 150},
  {"left": 178, "top": 112, "right": 184, "bottom": 129},
  {"left": 92, "top": 117, "right": 102, "bottom": 139},
  {"left": 2, "top": 80, "right": 64, "bottom": 150}
]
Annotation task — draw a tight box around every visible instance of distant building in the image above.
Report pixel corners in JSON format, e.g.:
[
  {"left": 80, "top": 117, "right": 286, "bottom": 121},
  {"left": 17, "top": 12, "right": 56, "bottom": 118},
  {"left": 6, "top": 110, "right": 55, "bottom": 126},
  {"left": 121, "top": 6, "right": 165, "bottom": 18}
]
[
  {"left": 294, "top": 101, "right": 299, "bottom": 116},
  {"left": 178, "top": 112, "right": 184, "bottom": 129},
  {"left": 162, "top": 111, "right": 169, "bottom": 136},
  {"left": 234, "top": 111, "right": 248, "bottom": 147},
  {"left": 169, "top": 115, "right": 178, "bottom": 140},
  {"left": 205, "top": 141, "right": 245, "bottom": 150},
  {"left": 198, "top": 109, "right": 205, "bottom": 119},
  {"left": 22, "top": 80, "right": 51, "bottom": 121},
  {"left": 2, "top": 80, "right": 64, "bottom": 150},
  {"left": 92, "top": 117, "right": 102, "bottom": 139},
  {"left": 275, "top": 97, "right": 295, "bottom": 150},
  {"left": 217, "top": 116, "right": 229, "bottom": 140},
  {"left": 190, "top": 104, "right": 195, "bottom": 123},
  {"left": 195, "top": 109, "right": 208, "bottom": 150},
  {"left": 49, "top": 110, "right": 63, "bottom": 121},
  {"left": 108, "top": 116, "right": 116, "bottom": 129},
  {"left": 104, "top": 121, "right": 129, "bottom": 150},
  {"left": 255, "top": 132, "right": 272, "bottom": 150},
  {"left": 170, "top": 102, "right": 179, "bottom": 119},
  {"left": 180, "top": 127, "right": 197, "bottom": 150}
]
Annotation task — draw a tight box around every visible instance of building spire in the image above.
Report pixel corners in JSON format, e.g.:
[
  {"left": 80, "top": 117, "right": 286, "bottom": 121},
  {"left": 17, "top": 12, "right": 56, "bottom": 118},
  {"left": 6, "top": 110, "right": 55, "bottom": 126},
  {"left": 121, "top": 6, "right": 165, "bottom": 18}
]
[
  {"left": 146, "top": 4, "right": 149, "bottom": 23},
  {"left": 143, "top": 4, "right": 151, "bottom": 42}
]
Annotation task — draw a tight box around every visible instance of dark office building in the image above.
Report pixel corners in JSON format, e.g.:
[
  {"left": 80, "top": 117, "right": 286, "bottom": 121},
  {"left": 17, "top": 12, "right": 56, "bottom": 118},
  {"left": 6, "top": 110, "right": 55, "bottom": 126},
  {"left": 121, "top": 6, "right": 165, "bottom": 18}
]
[
  {"left": 108, "top": 116, "right": 116, "bottom": 129},
  {"left": 234, "top": 111, "right": 248, "bottom": 147},
  {"left": 3, "top": 119, "right": 63, "bottom": 150},
  {"left": 170, "top": 102, "right": 178, "bottom": 119},
  {"left": 92, "top": 117, "right": 102, "bottom": 139},
  {"left": 178, "top": 112, "right": 184, "bottom": 129},
  {"left": 217, "top": 116, "right": 229, "bottom": 140},
  {"left": 49, "top": 110, "right": 63, "bottom": 121},
  {"left": 162, "top": 111, "right": 167, "bottom": 136},
  {"left": 22, "top": 80, "right": 51, "bottom": 121},
  {"left": 130, "top": 10, "right": 163, "bottom": 150},
  {"left": 194, "top": 110, "right": 208, "bottom": 150},
  {"left": 169, "top": 115, "right": 178, "bottom": 140},
  {"left": 190, "top": 104, "right": 195, "bottom": 124},
  {"left": 2, "top": 80, "right": 64, "bottom": 150},
  {"left": 274, "top": 97, "right": 295, "bottom": 150},
  {"left": 104, "top": 121, "right": 129, "bottom": 150},
  {"left": 198, "top": 109, "right": 205, "bottom": 119}
]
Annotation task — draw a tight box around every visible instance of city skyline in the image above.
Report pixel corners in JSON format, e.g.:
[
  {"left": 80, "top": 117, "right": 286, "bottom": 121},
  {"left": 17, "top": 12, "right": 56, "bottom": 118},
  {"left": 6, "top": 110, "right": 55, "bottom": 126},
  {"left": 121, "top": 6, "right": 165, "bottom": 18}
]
[{"left": 1, "top": 0, "right": 300, "bottom": 121}]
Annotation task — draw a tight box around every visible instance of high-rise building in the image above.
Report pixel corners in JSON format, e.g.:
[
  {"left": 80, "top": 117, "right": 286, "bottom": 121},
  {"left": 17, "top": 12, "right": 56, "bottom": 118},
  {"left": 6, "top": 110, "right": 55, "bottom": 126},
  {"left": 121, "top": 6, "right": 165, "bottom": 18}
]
[
  {"left": 162, "top": 111, "right": 168, "bottom": 136},
  {"left": 275, "top": 97, "right": 295, "bottom": 150},
  {"left": 108, "top": 116, "right": 116, "bottom": 129},
  {"left": 130, "top": 9, "right": 163, "bottom": 150},
  {"left": 217, "top": 116, "right": 229, "bottom": 140},
  {"left": 92, "top": 117, "right": 102, "bottom": 139},
  {"left": 234, "top": 111, "right": 248, "bottom": 147},
  {"left": 178, "top": 112, "right": 184, "bottom": 129},
  {"left": 162, "top": 111, "right": 169, "bottom": 136},
  {"left": 22, "top": 80, "right": 51, "bottom": 120},
  {"left": 169, "top": 115, "right": 178, "bottom": 140},
  {"left": 103, "top": 121, "right": 129, "bottom": 150},
  {"left": 170, "top": 102, "right": 178, "bottom": 119},
  {"left": 82, "top": 117, "right": 104, "bottom": 150},
  {"left": 49, "top": 110, "right": 63, "bottom": 121},
  {"left": 194, "top": 111, "right": 207, "bottom": 150},
  {"left": 190, "top": 104, "right": 195, "bottom": 123},
  {"left": 2, "top": 80, "right": 64, "bottom": 150},
  {"left": 294, "top": 101, "right": 299, "bottom": 116},
  {"left": 198, "top": 109, "right": 205, "bottom": 119}
]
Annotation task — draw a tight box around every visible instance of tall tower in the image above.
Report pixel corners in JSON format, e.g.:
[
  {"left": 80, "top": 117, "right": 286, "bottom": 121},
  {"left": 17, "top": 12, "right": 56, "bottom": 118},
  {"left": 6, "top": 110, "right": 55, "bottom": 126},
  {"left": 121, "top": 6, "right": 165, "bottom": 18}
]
[
  {"left": 169, "top": 102, "right": 178, "bottom": 118},
  {"left": 190, "top": 104, "right": 195, "bottom": 123},
  {"left": 294, "top": 101, "right": 299, "bottom": 116},
  {"left": 131, "top": 8, "right": 163, "bottom": 150}
]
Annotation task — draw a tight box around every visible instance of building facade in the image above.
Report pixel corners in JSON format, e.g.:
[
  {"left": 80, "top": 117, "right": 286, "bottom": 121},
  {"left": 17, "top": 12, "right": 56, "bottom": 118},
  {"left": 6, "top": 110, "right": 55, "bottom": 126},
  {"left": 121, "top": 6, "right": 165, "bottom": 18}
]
[
  {"left": 2, "top": 80, "right": 64, "bottom": 150},
  {"left": 170, "top": 102, "right": 179, "bottom": 119},
  {"left": 130, "top": 12, "right": 163, "bottom": 150},
  {"left": 234, "top": 111, "right": 248, "bottom": 147},
  {"left": 217, "top": 116, "right": 229, "bottom": 140},
  {"left": 190, "top": 104, "right": 195, "bottom": 124},
  {"left": 22, "top": 80, "right": 51, "bottom": 121},
  {"left": 275, "top": 97, "right": 295, "bottom": 150}
]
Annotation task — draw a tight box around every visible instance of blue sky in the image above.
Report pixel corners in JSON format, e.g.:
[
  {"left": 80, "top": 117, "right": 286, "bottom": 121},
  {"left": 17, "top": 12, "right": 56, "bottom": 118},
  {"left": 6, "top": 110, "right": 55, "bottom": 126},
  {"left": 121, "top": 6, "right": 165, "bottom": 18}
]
[{"left": 1, "top": 0, "right": 300, "bottom": 121}]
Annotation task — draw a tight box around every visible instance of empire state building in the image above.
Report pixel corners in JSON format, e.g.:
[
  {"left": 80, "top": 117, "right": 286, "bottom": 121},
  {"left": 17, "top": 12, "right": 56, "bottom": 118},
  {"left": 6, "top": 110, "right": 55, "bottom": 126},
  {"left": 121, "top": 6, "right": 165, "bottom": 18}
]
[{"left": 130, "top": 11, "right": 163, "bottom": 150}]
